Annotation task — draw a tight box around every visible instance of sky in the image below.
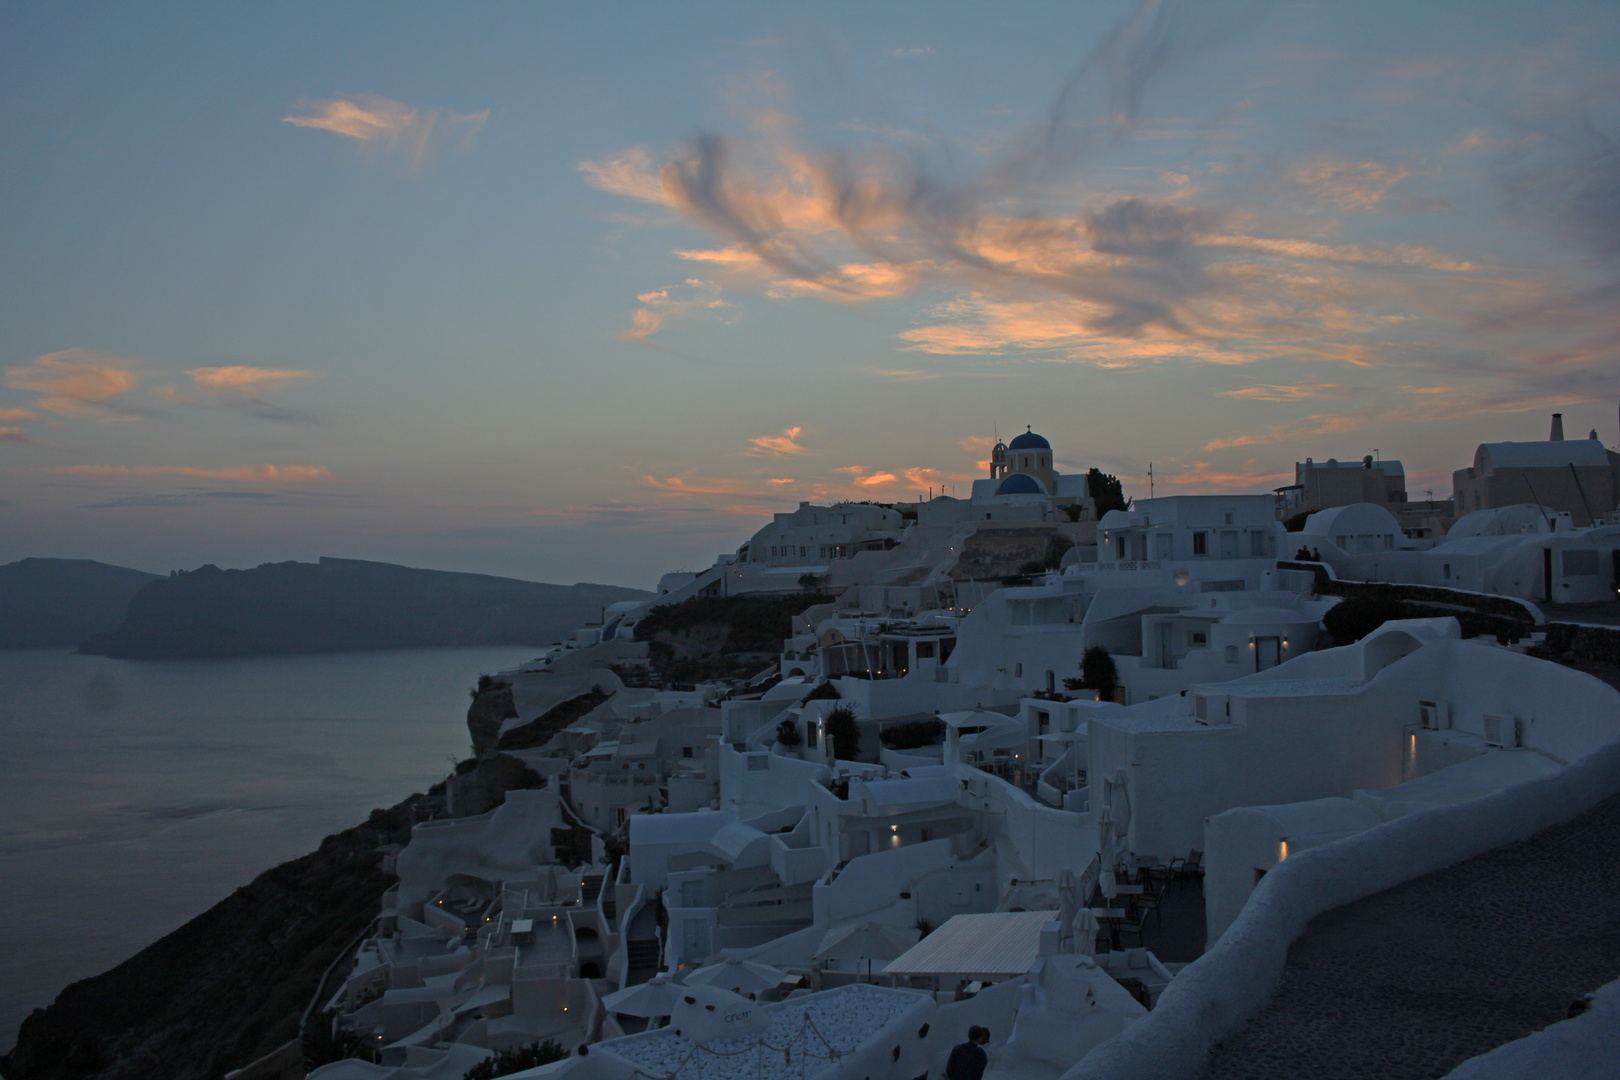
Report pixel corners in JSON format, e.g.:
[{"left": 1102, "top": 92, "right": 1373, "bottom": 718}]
[{"left": 2, "top": 1, "right": 1617, "bottom": 590}]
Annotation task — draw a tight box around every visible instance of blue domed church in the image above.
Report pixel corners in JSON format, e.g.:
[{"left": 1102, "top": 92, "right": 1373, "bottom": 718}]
[{"left": 966, "top": 427, "right": 1099, "bottom": 521}]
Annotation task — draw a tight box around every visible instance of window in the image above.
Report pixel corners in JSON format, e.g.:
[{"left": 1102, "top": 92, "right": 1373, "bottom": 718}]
[
  {"left": 1189, "top": 632, "right": 1208, "bottom": 646},
  {"left": 1045, "top": 670, "right": 1056, "bottom": 693},
  {"left": 1193, "top": 531, "right": 1208, "bottom": 556},
  {"left": 799, "top": 547, "right": 806, "bottom": 557},
  {"left": 1225, "top": 645, "right": 1239, "bottom": 664},
  {"left": 682, "top": 746, "right": 694, "bottom": 758},
  {"left": 806, "top": 723, "right": 817, "bottom": 748},
  {"left": 1014, "top": 662, "right": 1023, "bottom": 677},
  {"left": 915, "top": 641, "right": 935, "bottom": 659},
  {"left": 747, "top": 754, "right": 770, "bottom": 771},
  {"left": 1442, "top": 563, "right": 1451, "bottom": 580},
  {"left": 1223, "top": 511, "right": 1234, "bottom": 525}
]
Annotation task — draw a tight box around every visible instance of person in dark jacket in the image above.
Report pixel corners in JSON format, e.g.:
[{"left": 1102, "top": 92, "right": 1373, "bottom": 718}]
[{"left": 945, "top": 1026, "right": 991, "bottom": 1080}]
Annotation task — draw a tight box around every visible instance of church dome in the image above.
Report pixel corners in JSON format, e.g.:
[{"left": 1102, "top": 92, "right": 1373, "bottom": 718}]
[
  {"left": 1007, "top": 429, "right": 1050, "bottom": 451},
  {"left": 998, "top": 473, "right": 1044, "bottom": 495}
]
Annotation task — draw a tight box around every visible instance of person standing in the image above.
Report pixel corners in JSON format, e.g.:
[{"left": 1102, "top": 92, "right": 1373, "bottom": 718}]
[{"left": 945, "top": 1026, "right": 991, "bottom": 1080}]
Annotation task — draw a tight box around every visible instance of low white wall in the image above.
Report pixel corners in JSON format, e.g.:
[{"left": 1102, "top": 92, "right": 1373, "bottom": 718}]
[{"left": 1059, "top": 735, "right": 1620, "bottom": 1080}]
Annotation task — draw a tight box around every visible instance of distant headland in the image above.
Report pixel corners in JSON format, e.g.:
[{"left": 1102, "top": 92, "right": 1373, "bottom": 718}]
[{"left": 1, "top": 555, "right": 649, "bottom": 658}]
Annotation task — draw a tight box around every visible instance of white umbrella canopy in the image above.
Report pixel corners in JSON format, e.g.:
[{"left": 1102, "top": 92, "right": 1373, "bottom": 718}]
[
  {"left": 1072, "top": 909, "right": 1101, "bottom": 956},
  {"left": 602, "top": 973, "right": 684, "bottom": 1018},
  {"left": 814, "top": 921, "right": 919, "bottom": 968},
  {"left": 683, "top": 958, "right": 789, "bottom": 996}
]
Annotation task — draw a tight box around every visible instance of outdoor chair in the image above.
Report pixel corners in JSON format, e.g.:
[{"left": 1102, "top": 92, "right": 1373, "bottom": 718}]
[
  {"left": 1135, "top": 879, "right": 1167, "bottom": 926},
  {"left": 1114, "top": 907, "right": 1150, "bottom": 948},
  {"left": 1169, "top": 849, "right": 1204, "bottom": 885}
]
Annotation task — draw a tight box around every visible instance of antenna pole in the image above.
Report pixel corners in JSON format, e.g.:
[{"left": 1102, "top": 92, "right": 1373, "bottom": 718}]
[{"left": 1148, "top": 462, "right": 1154, "bottom": 500}]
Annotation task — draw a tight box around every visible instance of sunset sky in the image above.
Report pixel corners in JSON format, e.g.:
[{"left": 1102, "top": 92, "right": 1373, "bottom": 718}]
[{"left": 3, "top": 1, "right": 1617, "bottom": 589}]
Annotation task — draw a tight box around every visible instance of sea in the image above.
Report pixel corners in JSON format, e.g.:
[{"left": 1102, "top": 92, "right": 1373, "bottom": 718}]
[{"left": 0, "top": 645, "right": 547, "bottom": 1053}]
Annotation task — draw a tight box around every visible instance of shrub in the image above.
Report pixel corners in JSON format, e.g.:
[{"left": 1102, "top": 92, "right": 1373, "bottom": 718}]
[
  {"left": 462, "top": 1040, "right": 569, "bottom": 1079},
  {"left": 880, "top": 718, "right": 946, "bottom": 750},
  {"left": 801, "top": 681, "right": 840, "bottom": 703},
  {"left": 1078, "top": 646, "right": 1118, "bottom": 699},
  {"left": 1322, "top": 596, "right": 1407, "bottom": 644},
  {"left": 775, "top": 718, "right": 802, "bottom": 747},
  {"left": 825, "top": 705, "right": 860, "bottom": 760}
]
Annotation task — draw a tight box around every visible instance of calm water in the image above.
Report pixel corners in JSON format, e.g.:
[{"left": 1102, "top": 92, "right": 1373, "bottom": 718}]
[{"left": 0, "top": 645, "right": 544, "bottom": 1052}]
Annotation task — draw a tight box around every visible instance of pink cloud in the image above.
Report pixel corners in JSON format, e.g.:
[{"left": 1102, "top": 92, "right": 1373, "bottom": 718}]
[
  {"left": 56, "top": 464, "right": 331, "bottom": 481},
  {"left": 5, "top": 350, "right": 138, "bottom": 416},
  {"left": 748, "top": 427, "right": 811, "bottom": 456}
]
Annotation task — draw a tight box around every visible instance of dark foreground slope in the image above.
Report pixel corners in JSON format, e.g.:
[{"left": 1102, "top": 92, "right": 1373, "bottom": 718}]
[
  {"left": 0, "top": 797, "right": 420, "bottom": 1080},
  {"left": 79, "top": 557, "right": 650, "bottom": 658},
  {"left": 0, "top": 558, "right": 161, "bottom": 649}
]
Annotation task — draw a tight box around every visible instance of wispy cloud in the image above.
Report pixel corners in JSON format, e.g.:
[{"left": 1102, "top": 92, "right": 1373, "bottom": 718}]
[
  {"left": 0, "top": 408, "right": 37, "bottom": 421},
  {"left": 577, "top": 0, "right": 1600, "bottom": 390},
  {"left": 1216, "top": 383, "right": 1353, "bottom": 401},
  {"left": 579, "top": 147, "right": 670, "bottom": 204},
  {"left": 5, "top": 350, "right": 138, "bottom": 417},
  {"left": 284, "top": 94, "right": 488, "bottom": 172},
  {"left": 186, "top": 366, "right": 313, "bottom": 393},
  {"left": 1290, "top": 159, "right": 1411, "bottom": 211},
  {"left": 888, "top": 46, "right": 933, "bottom": 58},
  {"left": 747, "top": 426, "right": 811, "bottom": 456},
  {"left": 1162, "top": 461, "right": 1292, "bottom": 491},
  {"left": 56, "top": 464, "right": 331, "bottom": 482},
  {"left": 621, "top": 280, "right": 728, "bottom": 341},
  {"left": 0, "top": 427, "right": 26, "bottom": 445},
  {"left": 1202, "top": 413, "right": 1366, "bottom": 451}
]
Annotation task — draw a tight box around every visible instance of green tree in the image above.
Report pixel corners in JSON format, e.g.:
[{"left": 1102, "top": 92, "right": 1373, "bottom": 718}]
[
  {"left": 1078, "top": 646, "right": 1119, "bottom": 700},
  {"left": 1086, "top": 469, "right": 1128, "bottom": 517},
  {"left": 775, "top": 718, "right": 802, "bottom": 746},
  {"left": 1322, "top": 596, "right": 1407, "bottom": 645},
  {"left": 824, "top": 705, "right": 860, "bottom": 760},
  {"left": 462, "top": 1040, "right": 569, "bottom": 1079}
]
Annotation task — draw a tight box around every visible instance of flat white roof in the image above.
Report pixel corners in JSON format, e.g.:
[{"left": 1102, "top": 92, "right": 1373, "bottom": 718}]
[{"left": 881, "top": 910, "right": 1058, "bottom": 979}]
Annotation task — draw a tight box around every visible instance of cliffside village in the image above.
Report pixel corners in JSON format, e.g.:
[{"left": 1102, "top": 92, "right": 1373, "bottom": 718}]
[{"left": 298, "top": 418, "right": 1620, "bottom": 1080}]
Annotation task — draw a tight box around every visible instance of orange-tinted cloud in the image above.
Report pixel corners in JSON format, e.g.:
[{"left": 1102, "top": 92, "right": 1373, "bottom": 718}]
[
  {"left": 284, "top": 95, "right": 488, "bottom": 171},
  {"left": 621, "top": 280, "right": 727, "bottom": 341},
  {"left": 0, "top": 408, "right": 37, "bottom": 421},
  {"left": 748, "top": 426, "right": 811, "bottom": 456},
  {"left": 1162, "top": 462, "right": 1292, "bottom": 492},
  {"left": 1216, "top": 384, "right": 1353, "bottom": 402},
  {"left": 0, "top": 426, "right": 25, "bottom": 444},
  {"left": 5, "top": 350, "right": 138, "bottom": 416},
  {"left": 579, "top": 147, "right": 671, "bottom": 204},
  {"left": 186, "top": 366, "right": 313, "bottom": 392},
  {"left": 1290, "top": 160, "right": 1411, "bottom": 211},
  {"left": 1203, "top": 414, "right": 1365, "bottom": 451},
  {"left": 57, "top": 464, "right": 331, "bottom": 481}
]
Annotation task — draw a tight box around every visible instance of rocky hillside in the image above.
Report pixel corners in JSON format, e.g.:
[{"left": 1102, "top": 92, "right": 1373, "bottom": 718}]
[
  {"left": 0, "top": 795, "right": 424, "bottom": 1080},
  {"left": 0, "top": 558, "right": 160, "bottom": 649},
  {"left": 633, "top": 592, "right": 834, "bottom": 684},
  {"left": 78, "top": 557, "right": 650, "bottom": 658}
]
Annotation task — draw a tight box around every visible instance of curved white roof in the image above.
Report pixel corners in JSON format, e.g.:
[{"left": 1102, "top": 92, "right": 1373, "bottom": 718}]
[
  {"left": 1446, "top": 504, "right": 1557, "bottom": 538},
  {"left": 1299, "top": 501, "right": 1401, "bottom": 538},
  {"left": 1480, "top": 440, "right": 1611, "bottom": 469}
]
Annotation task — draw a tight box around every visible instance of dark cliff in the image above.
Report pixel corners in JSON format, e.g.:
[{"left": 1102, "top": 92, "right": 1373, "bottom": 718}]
[
  {"left": 78, "top": 557, "right": 650, "bottom": 658},
  {"left": 0, "top": 797, "right": 422, "bottom": 1080},
  {"left": 0, "top": 558, "right": 160, "bottom": 649}
]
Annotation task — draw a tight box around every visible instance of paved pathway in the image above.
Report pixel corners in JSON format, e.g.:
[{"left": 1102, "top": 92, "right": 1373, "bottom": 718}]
[{"left": 1199, "top": 794, "right": 1620, "bottom": 1080}]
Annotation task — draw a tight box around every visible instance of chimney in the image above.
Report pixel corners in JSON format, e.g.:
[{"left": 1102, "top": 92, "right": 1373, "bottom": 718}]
[{"left": 1550, "top": 413, "right": 1564, "bottom": 441}]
